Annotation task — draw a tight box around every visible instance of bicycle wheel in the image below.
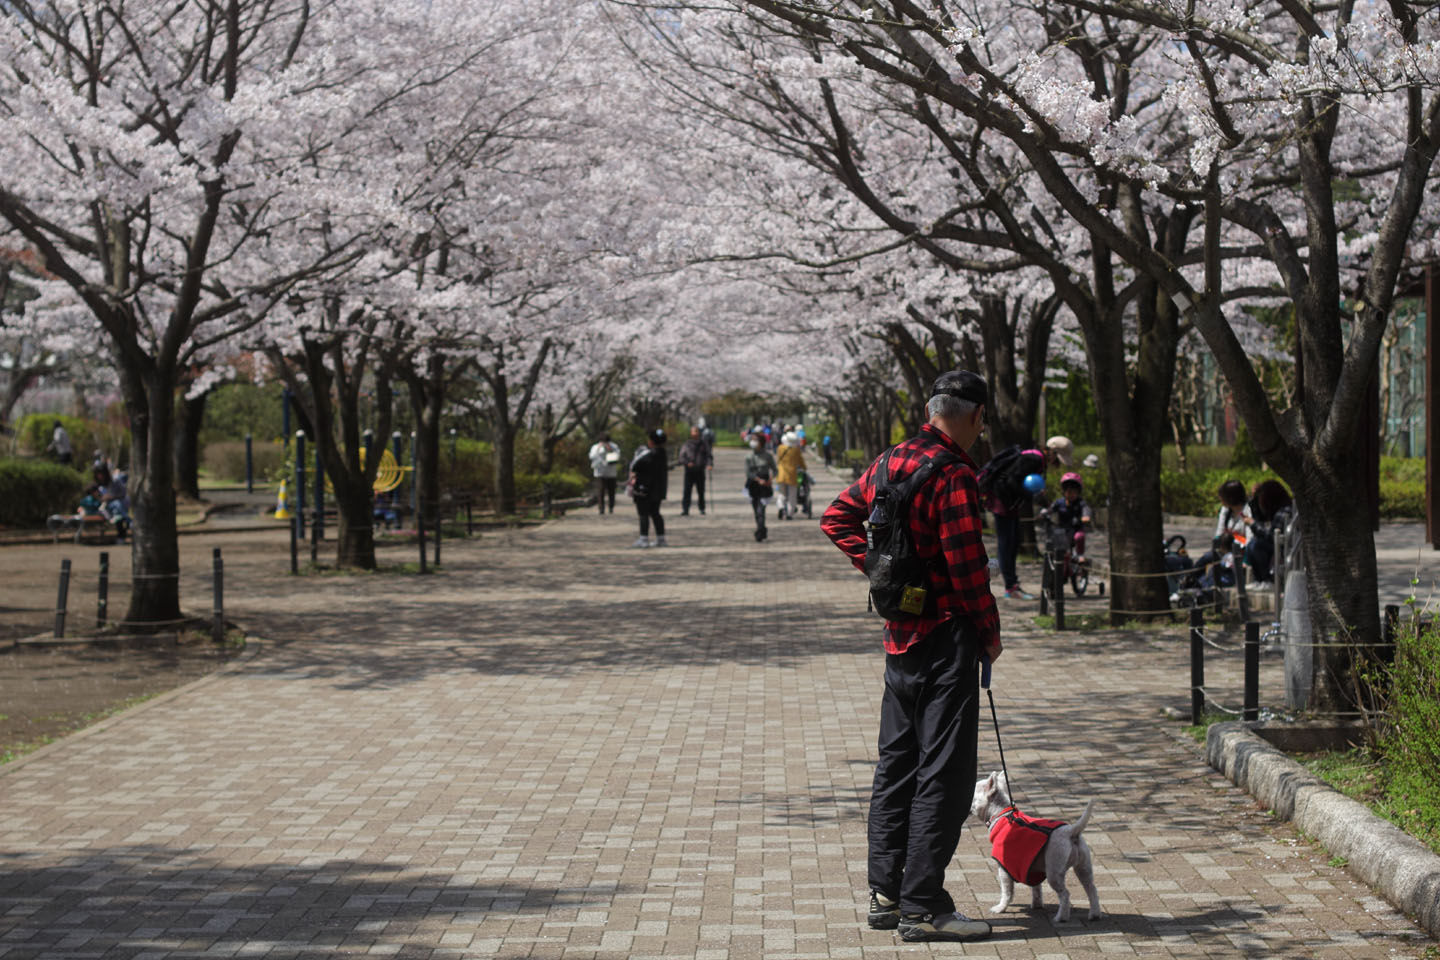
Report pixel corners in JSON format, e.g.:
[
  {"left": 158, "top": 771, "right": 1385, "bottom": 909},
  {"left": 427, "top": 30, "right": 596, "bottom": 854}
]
[{"left": 1071, "top": 558, "right": 1089, "bottom": 595}]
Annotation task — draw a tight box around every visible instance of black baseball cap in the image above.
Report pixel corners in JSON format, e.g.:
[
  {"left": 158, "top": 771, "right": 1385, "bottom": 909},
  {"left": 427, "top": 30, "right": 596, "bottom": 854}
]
[
  {"left": 649, "top": 428, "right": 667, "bottom": 444},
  {"left": 930, "top": 370, "right": 988, "bottom": 406}
]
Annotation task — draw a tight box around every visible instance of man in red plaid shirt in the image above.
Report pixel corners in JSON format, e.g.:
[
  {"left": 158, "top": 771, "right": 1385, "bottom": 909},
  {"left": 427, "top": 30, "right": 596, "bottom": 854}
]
[{"left": 821, "top": 370, "right": 1002, "bottom": 943}]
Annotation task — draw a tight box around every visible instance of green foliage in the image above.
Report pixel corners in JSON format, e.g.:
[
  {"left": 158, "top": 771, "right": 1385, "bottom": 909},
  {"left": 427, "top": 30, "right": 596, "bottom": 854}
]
[
  {"left": 1159, "top": 466, "right": 1273, "bottom": 516},
  {"left": 1230, "top": 423, "right": 1262, "bottom": 468},
  {"left": 711, "top": 428, "right": 744, "bottom": 448},
  {"left": 202, "top": 439, "right": 285, "bottom": 484},
  {"left": 1045, "top": 367, "right": 1103, "bottom": 444},
  {"left": 1068, "top": 446, "right": 1422, "bottom": 518},
  {"left": 1380, "top": 615, "right": 1440, "bottom": 850},
  {"left": 0, "top": 457, "right": 86, "bottom": 527},
  {"left": 200, "top": 382, "right": 287, "bottom": 444},
  {"left": 15, "top": 413, "right": 129, "bottom": 466},
  {"left": 441, "top": 437, "right": 494, "bottom": 495}
]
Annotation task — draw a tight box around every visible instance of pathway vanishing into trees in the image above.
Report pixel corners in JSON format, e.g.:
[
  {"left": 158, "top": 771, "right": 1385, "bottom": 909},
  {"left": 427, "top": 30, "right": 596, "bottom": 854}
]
[{"left": 0, "top": 450, "right": 1432, "bottom": 958}]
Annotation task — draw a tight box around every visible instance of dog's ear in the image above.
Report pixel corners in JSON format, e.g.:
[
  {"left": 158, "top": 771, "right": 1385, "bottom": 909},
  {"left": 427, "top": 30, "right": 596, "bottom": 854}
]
[{"left": 996, "top": 770, "right": 1009, "bottom": 801}]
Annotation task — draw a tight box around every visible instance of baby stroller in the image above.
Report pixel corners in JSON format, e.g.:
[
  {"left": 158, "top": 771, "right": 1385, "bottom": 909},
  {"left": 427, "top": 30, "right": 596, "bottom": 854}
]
[{"left": 796, "top": 468, "right": 814, "bottom": 518}]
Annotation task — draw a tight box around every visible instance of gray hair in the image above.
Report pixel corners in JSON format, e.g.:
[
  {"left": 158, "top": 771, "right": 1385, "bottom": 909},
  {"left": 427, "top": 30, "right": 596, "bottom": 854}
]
[{"left": 927, "top": 394, "right": 979, "bottom": 420}]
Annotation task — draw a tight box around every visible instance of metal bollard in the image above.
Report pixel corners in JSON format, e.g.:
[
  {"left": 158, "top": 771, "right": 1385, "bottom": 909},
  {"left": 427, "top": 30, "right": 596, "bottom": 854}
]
[
  {"left": 245, "top": 434, "right": 254, "bottom": 494},
  {"left": 295, "top": 431, "right": 307, "bottom": 543},
  {"left": 1190, "top": 607, "right": 1205, "bottom": 725},
  {"left": 1234, "top": 544, "right": 1249, "bottom": 622},
  {"left": 289, "top": 502, "right": 299, "bottom": 575},
  {"left": 55, "top": 558, "right": 72, "bottom": 639},
  {"left": 1244, "top": 621, "right": 1259, "bottom": 721},
  {"left": 1039, "top": 555, "right": 1049, "bottom": 617},
  {"left": 466, "top": 499, "right": 473, "bottom": 537},
  {"left": 97, "top": 552, "right": 109, "bottom": 630},
  {"left": 1053, "top": 552, "right": 1066, "bottom": 631},
  {"left": 433, "top": 500, "right": 441, "bottom": 567},
  {"left": 1381, "top": 604, "right": 1399, "bottom": 666},
  {"left": 212, "top": 548, "right": 225, "bottom": 644}
]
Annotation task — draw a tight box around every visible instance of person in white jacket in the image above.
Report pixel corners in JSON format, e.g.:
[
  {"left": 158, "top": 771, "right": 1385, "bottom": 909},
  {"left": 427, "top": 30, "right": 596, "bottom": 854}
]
[{"left": 588, "top": 434, "right": 622, "bottom": 514}]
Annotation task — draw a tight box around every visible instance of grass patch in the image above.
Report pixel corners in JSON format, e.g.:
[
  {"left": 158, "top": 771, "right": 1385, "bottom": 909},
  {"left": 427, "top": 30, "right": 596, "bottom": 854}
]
[
  {"left": 0, "top": 692, "right": 161, "bottom": 766},
  {"left": 1181, "top": 710, "right": 1232, "bottom": 743},
  {"left": 1296, "top": 746, "right": 1440, "bottom": 857}
]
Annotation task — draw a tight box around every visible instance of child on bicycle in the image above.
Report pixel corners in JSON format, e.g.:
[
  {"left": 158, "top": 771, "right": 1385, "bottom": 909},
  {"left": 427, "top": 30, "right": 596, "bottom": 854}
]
[{"left": 1041, "top": 472, "right": 1092, "bottom": 564}]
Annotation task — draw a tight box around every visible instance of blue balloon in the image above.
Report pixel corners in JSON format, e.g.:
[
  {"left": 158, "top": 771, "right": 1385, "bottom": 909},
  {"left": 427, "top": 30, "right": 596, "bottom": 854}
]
[{"left": 1022, "top": 473, "right": 1046, "bottom": 494}]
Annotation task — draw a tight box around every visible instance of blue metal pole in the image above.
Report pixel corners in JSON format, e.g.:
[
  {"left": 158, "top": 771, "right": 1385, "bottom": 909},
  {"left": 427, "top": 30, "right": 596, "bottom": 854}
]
[
  {"left": 295, "top": 431, "right": 307, "bottom": 542},
  {"left": 392, "top": 431, "right": 403, "bottom": 516}
]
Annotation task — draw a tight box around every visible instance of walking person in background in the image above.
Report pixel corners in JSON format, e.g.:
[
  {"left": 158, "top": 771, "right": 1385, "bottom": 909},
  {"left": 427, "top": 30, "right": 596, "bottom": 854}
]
[
  {"left": 588, "top": 433, "right": 622, "bottom": 515},
  {"left": 820, "top": 370, "right": 1001, "bottom": 943},
  {"left": 628, "top": 428, "right": 668, "bottom": 547},
  {"left": 745, "top": 434, "right": 778, "bottom": 542},
  {"left": 46, "top": 419, "right": 73, "bottom": 466},
  {"left": 775, "top": 430, "right": 806, "bottom": 520},
  {"left": 822, "top": 433, "right": 833, "bottom": 467},
  {"left": 678, "top": 426, "right": 713, "bottom": 516}
]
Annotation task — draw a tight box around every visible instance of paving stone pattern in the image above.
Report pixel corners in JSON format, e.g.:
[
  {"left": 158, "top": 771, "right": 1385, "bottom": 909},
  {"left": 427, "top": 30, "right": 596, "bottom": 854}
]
[{"left": 1, "top": 450, "right": 1433, "bottom": 959}]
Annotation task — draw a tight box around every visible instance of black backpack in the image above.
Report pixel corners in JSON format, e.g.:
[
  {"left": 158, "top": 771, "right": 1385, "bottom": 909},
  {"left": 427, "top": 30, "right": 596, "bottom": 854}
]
[
  {"left": 978, "top": 444, "right": 1045, "bottom": 512},
  {"left": 864, "top": 448, "right": 961, "bottom": 619}
]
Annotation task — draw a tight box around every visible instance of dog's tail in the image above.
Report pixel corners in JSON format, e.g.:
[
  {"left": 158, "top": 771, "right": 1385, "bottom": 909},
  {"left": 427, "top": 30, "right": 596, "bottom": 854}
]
[{"left": 1070, "top": 799, "right": 1095, "bottom": 837}]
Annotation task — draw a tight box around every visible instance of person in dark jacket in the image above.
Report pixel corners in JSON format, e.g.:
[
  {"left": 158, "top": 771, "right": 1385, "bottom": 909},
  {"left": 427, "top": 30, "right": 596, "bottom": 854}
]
[
  {"left": 629, "top": 428, "right": 669, "bottom": 547},
  {"left": 678, "top": 426, "right": 713, "bottom": 516}
]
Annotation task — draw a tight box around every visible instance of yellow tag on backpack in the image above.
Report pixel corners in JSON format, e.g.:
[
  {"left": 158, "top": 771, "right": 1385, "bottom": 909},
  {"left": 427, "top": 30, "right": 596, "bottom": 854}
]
[{"left": 899, "top": 585, "right": 928, "bottom": 615}]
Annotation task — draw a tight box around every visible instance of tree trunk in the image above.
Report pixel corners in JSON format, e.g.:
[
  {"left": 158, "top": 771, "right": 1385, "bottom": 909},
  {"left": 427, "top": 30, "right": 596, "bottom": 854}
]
[
  {"left": 334, "top": 474, "right": 377, "bottom": 569},
  {"left": 1297, "top": 459, "right": 1382, "bottom": 713},
  {"left": 1102, "top": 443, "right": 1168, "bottom": 622},
  {"left": 492, "top": 426, "right": 518, "bottom": 514},
  {"left": 173, "top": 390, "right": 206, "bottom": 501},
  {"left": 125, "top": 367, "right": 183, "bottom": 629}
]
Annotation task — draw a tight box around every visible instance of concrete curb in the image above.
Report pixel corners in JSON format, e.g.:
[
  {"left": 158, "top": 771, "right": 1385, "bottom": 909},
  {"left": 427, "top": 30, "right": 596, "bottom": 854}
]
[{"left": 1206, "top": 721, "right": 1440, "bottom": 939}]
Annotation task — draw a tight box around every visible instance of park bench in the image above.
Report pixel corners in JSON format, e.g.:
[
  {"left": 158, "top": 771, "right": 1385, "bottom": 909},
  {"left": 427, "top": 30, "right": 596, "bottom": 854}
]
[{"left": 46, "top": 513, "right": 118, "bottom": 545}]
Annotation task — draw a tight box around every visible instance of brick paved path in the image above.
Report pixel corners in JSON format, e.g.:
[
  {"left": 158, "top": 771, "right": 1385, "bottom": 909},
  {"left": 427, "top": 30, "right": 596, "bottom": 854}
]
[{"left": 1, "top": 449, "right": 1433, "bottom": 959}]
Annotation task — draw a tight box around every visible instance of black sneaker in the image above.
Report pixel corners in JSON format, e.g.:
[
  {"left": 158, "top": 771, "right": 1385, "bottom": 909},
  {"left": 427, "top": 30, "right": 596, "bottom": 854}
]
[
  {"left": 867, "top": 891, "right": 900, "bottom": 930},
  {"left": 898, "top": 912, "right": 991, "bottom": 942}
]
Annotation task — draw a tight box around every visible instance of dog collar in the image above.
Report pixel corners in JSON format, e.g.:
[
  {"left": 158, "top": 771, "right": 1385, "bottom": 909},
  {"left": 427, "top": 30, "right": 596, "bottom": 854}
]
[{"left": 988, "top": 804, "right": 1017, "bottom": 829}]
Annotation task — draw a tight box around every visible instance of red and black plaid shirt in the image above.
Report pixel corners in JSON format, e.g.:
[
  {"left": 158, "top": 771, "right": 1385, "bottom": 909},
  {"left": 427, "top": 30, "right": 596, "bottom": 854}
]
[{"left": 821, "top": 424, "right": 1000, "bottom": 654}]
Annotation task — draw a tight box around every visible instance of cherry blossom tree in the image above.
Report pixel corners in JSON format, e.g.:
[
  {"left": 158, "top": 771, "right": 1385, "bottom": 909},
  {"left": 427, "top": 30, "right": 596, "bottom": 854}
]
[{"left": 682, "top": 0, "right": 1440, "bottom": 705}]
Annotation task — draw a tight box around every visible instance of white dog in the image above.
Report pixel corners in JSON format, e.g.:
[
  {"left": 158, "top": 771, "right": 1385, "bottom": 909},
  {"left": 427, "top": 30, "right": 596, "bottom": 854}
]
[{"left": 970, "top": 771, "right": 1101, "bottom": 923}]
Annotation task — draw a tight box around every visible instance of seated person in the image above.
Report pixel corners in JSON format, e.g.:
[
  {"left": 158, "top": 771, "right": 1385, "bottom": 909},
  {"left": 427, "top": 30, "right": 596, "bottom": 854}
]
[
  {"left": 1245, "top": 479, "right": 1294, "bottom": 583},
  {"left": 1183, "top": 479, "right": 1251, "bottom": 591},
  {"left": 1040, "top": 472, "right": 1092, "bottom": 562},
  {"left": 373, "top": 492, "right": 400, "bottom": 530},
  {"left": 93, "top": 465, "right": 131, "bottom": 540}
]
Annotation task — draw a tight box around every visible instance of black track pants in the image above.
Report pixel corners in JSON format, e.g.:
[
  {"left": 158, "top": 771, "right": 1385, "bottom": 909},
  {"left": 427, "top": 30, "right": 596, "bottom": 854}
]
[{"left": 867, "top": 620, "right": 980, "bottom": 916}]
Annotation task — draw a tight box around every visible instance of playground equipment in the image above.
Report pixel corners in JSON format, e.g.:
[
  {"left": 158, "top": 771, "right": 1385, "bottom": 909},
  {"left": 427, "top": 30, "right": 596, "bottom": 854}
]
[
  {"left": 274, "top": 478, "right": 291, "bottom": 519},
  {"left": 321, "top": 445, "right": 410, "bottom": 495}
]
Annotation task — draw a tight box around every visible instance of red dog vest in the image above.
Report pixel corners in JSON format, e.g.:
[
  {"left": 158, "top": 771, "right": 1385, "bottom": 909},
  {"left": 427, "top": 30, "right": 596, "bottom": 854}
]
[{"left": 988, "top": 807, "right": 1067, "bottom": 886}]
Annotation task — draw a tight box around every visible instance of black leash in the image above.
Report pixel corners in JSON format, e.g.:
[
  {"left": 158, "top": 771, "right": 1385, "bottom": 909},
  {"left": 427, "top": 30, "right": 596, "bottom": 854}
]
[{"left": 981, "top": 657, "right": 1017, "bottom": 806}]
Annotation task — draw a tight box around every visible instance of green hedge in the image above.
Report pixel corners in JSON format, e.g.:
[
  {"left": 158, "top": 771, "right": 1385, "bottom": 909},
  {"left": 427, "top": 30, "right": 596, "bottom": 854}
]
[
  {"left": 15, "top": 413, "right": 130, "bottom": 466},
  {"left": 202, "top": 439, "right": 285, "bottom": 485},
  {"left": 0, "top": 458, "right": 86, "bottom": 527},
  {"left": 1066, "top": 447, "right": 1425, "bottom": 520},
  {"left": 1377, "top": 614, "right": 1440, "bottom": 852}
]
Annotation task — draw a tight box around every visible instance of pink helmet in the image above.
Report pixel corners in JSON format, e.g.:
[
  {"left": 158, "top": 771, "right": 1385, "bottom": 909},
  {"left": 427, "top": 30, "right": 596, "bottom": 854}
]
[{"left": 1060, "top": 471, "right": 1083, "bottom": 488}]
